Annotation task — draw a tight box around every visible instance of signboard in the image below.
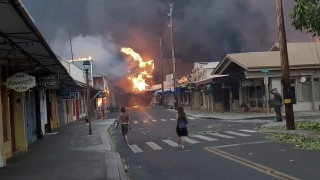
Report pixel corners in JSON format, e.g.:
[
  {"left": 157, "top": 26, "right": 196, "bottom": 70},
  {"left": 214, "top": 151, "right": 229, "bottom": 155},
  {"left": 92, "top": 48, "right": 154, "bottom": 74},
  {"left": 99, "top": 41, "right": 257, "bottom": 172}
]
[
  {"left": 6, "top": 73, "right": 36, "bottom": 92},
  {"left": 261, "top": 68, "right": 269, "bottom": 75},
  {"left": 60, "top": 91, "right": 80, "bottom": 99},
  {"left": 241, "top": 80, "right": 253, "bottom": 87},
  {"left": 36, "top": 73, "right": 59, "bottom": 89}
]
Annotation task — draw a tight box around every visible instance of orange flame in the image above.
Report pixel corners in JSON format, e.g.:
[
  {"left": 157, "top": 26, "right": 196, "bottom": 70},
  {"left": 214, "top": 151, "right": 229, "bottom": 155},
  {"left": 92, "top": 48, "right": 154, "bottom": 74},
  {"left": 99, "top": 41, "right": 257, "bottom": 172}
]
[{"left": 121, "top": 47, "right": 154, "bottom": 91}]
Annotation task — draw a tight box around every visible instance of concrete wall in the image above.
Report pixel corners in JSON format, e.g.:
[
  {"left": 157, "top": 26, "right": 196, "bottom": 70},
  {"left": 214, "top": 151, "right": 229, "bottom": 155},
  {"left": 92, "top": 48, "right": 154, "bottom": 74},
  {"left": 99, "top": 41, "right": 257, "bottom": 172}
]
[{"left": 271, "top": 78, "right": 282, "bottom": 96}]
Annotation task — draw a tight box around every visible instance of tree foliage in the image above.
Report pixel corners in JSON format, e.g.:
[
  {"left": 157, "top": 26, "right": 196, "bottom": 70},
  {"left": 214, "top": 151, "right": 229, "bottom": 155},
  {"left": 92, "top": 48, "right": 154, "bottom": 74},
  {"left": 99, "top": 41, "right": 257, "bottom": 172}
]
[{"left": 291, "top": 0, "right": 320, "bottom": 37}]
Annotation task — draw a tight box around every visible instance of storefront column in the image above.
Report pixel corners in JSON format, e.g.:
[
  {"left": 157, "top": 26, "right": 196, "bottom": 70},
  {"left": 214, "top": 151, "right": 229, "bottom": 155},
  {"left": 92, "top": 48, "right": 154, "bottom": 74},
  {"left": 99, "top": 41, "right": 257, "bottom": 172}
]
[
  {"left": 311, "top": 75, "right": 316, "bottom": 110},
  {"left": 239, "top": 81, "right": 243, "bottom": 105},
  {"left": 229, "top": 87, "right": 233, "bottom": 111}
]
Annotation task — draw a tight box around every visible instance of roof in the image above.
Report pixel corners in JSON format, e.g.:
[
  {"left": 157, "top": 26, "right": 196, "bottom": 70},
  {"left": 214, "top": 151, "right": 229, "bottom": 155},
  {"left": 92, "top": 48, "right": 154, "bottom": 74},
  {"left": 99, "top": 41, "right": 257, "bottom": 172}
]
[
  {"left": 212, "top": 42, "right": 320, "bottom": 75},
  {"left": 0, "top": 0, "right": 77, "bottom": 89}
]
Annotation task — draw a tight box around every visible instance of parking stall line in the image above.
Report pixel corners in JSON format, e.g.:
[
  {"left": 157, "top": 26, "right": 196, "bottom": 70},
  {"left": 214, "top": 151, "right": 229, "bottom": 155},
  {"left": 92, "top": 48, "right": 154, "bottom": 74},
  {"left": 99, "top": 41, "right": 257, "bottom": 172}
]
[
  {"left": 128, "top": 144, "right": 143, "bottom": 153},
  {"left": 208, "top": 133, "right": 234, "bottom": 139},
  {"left": 146, "top": 142, "right": 163, "bottom": 150},
  {"left": 239, "top": 129, "right": 258, "bottom": 133},
  {"left": 162, "top": 139, "right": 178, "bottom": 147},
  {"left": 193, "top": 135, "right": 217, "bottom": 141},
  {"left": 185, "top": 137, "right": 200, "bottom": 144},
  {"left": 224, "top": 131, "right": 251, "bottom": 137}
]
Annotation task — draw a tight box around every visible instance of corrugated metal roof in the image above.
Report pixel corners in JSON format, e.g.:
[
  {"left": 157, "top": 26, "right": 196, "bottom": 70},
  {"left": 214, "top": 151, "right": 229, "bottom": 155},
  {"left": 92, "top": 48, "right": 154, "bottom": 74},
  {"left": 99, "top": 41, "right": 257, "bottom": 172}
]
[
  {"left": 212, "top": 42, "right": 320, "bottom": 75},
  {"left": 0, "top": 0, "right": 78, "bottom": 89}
]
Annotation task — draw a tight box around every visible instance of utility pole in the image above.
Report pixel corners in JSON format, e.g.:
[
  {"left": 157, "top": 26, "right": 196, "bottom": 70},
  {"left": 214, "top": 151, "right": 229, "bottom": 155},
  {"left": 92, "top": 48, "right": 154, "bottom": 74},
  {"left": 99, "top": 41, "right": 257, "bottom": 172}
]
[
  {"left": 275, "top": 0, "right": 295, "bottom": 130},
  {"left": 85, "top": 68, "right": 93, "bottom": 135},
  {"left": 159, "top": 37, "right": 165, "bottom": 105},
  {"left": 168, "top": 3, "right": 178, "bottom": 109}
]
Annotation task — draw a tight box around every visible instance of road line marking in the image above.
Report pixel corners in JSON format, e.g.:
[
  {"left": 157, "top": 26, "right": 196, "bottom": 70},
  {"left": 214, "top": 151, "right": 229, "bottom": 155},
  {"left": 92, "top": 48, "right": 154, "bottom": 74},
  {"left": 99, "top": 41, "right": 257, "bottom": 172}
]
[
  {"left": 162, "top": 139, "right": 178, "bottom": 147},
  {"left": 146, "top": 142, "right": 163, "bottom": 150},
  {"left": 143, "top": 120, "right": 148, "bottom": 123},
  {"left": 224, "top": 131, "right": 251, "bottom": 137},
  {"left": 239, "top": 129, "right": 258, "bottom": 133},
  {"left": 212, "top": 141, "right": 271, "bottom": 149},
  {"left": 208, "top": 133, "right": 234, "bottom": 139},
  {"left": 193, "top": 135, "right": 217, "bottom": 141},
  {"left": 133, "top": 121, "right": 138, "bottom": 124},
  {"left": 204, "top": 147, "right": 301, "bottom": 180},
  {"left": 140, "top": 109, "right": 156, "bottom": 122},
  {"left": 151, "top": 119, "right": 157, "bottom": 122},
  {"left": 185, "top": 137, "right": 200, "bottom": 144},
  {"left": 170, "top": 118, "right": 176, "bottom": 121},
  {"left": 188, "top": 117, "right": 195, "bottom": 120},
  {"left": 161, "top": 119, "right": 167, "bottom": 122},
  {"left": 128, "top": 144, "right": 143, "bottom": 153}
]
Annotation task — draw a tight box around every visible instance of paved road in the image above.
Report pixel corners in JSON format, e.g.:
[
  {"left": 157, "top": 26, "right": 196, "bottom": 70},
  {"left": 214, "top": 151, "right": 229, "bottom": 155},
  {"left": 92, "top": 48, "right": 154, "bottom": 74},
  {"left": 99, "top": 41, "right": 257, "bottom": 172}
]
[{"left": 111, "top": 107, "right": 320, "bottom": 180}]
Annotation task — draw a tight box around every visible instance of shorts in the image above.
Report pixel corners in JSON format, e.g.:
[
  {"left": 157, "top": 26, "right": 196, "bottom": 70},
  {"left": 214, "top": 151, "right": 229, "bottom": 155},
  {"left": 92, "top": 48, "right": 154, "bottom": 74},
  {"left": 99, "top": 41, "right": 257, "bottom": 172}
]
[
  {"left": 176, "top": 127, "right": 188, "bottom": 137},
  {"left": 121, "top": 124, "right": 129, "bottom": 135}
]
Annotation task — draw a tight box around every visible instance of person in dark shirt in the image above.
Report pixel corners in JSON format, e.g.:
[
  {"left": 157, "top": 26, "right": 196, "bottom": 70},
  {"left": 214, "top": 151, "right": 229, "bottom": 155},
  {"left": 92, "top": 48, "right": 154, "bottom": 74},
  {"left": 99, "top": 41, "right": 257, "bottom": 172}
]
[
  {"left": 270, "top": 88, "right": 283, "bottom": 122},
  {"left": 176, "top": 106, "right": 188, "bottom": 149}
]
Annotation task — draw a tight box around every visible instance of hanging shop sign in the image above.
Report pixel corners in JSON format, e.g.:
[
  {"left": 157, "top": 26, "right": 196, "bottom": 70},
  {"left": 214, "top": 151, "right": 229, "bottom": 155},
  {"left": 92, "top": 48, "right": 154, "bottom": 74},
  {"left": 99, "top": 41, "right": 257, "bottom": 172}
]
[
  {"left": 36, "top": 73, "right": 59, "bottom": 89},
  {"left": 6, "top": 73, "right": 36, "bottom": 92},
  {"left": 241, "top": 80, "right": 253, "bottom": 87},
  {"left": 60, "top": 90, "right": 80, "bottom": 99},
  {"left": 205, "top": 83, "right": 213, "bottom": 94}
]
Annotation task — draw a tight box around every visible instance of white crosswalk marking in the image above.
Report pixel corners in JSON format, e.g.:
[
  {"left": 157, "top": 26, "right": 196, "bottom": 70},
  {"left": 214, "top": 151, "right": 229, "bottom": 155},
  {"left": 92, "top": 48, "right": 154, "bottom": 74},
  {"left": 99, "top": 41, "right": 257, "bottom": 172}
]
[
  {"left": 146, "top": 142, "right": 163, "bottom": 150},
  {"left": 170, "top": 118, "right": 176, "bottom": 121},
  {"left": 224, "top": 131, "right": 251, "bottom": 137},
  {"left": 133, "top": 121, "right": 138, "bottom": 124},
  {"left": 128, "top": 144, "right": 143, "bottom": 153},
  {"left": 188, "top": 117, "right": 195, "bottom": 120},
  {"left": 151, "top": 120, "right": 157, "bottom": 122},
  {"left": 185, "top": 137, "right": 200, "bottom": 144},
  {"left": 208, "top": 133, "right": 234, "bottom": 139},
  {"left": 160, "top": 119, "right": 167, "bottom": 122},
  {"left": 143, "top": 120, "right": 148, "bottom": 123},
  {"left": 162, "top": 139, "right": 178, "bottom": 147},
  {"left": 193, "top": 135, "right": 217, "bottom": 141},
  {"left": 239, "top": 129, "right": 258, "bottom": 133}
]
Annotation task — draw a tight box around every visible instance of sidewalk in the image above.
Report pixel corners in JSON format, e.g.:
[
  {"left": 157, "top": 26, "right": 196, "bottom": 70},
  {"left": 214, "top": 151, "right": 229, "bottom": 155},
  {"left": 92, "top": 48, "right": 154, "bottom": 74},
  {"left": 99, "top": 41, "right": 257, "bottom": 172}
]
[
  {"left": 0, "top": 118, "right": 128, "bottom": 180},
  {"left": 181, "top": 108, "right": 320, "bottom": 120}
]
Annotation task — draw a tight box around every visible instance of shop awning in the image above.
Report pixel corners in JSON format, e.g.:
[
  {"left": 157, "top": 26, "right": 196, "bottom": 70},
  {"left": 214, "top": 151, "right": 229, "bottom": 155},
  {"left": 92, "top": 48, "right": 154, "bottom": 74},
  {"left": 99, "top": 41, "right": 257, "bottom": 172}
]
[
  {"left": 0, "top": 0, "right": 77, "bottom": 89},
  {"left": 196, "top": 75, "right": 228, "bottom": 85}
]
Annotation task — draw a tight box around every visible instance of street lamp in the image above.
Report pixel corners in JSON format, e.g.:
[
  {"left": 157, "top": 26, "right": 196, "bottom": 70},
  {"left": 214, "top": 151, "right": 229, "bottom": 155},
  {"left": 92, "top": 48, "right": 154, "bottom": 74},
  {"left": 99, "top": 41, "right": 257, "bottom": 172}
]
[{"left": 84, "top": 60, "right": 92, "bottom": 135}]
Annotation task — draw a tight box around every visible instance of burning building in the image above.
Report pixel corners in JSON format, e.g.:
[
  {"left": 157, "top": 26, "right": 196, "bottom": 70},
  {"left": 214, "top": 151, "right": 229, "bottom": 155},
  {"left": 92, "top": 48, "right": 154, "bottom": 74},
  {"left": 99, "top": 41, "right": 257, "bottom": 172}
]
[{"left": 113, "top": 47, "right": 155, "bottom": 107}]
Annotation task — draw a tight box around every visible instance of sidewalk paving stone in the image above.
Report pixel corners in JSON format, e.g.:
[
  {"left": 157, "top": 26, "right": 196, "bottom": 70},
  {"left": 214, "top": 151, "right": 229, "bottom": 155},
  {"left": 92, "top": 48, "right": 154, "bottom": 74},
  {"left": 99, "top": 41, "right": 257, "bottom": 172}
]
[{"left": 0, "top": 118, "right": 127, "bottom": 180}]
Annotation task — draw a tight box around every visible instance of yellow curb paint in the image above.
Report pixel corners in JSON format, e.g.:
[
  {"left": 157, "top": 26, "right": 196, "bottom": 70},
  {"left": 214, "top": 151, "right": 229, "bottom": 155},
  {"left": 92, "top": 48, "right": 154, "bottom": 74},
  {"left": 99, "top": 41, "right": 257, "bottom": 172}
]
[
  {"left": 204, "top": 147, "right": 301, "bottom": 180},
  {"left": 284, "top": 99, "right": 292, "bottom": 104}
]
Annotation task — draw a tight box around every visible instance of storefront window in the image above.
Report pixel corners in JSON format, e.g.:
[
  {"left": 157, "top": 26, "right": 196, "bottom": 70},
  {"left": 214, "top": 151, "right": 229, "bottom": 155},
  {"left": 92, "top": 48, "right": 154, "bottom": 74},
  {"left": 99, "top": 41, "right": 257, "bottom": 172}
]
[
  {"left": 249, "top": 86, "right": 264, "bottom": 107},
  {"left": 301, "top": 79, "right": 311, "bottom": 101}
]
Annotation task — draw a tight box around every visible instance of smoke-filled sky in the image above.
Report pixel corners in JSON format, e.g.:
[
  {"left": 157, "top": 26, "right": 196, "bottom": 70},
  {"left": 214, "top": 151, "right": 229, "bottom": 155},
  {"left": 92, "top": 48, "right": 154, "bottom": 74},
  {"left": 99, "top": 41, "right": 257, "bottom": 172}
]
[{"left": 21, "top": 0, "right": 309, "bottom": 79}]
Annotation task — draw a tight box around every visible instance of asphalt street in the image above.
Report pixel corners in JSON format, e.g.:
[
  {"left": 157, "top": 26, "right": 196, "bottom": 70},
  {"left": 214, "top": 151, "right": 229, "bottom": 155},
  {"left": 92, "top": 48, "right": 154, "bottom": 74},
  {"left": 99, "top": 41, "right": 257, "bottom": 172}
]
[{"left": 110, "top": 107, "right": 320, "bottom": 180}]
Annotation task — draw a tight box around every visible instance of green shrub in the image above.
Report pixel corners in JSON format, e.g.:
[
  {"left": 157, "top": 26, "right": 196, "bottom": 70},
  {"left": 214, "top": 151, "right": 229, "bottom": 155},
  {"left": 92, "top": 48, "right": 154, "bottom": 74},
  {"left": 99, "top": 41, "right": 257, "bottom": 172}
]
[{"left": 297, "top": 121, "right": 320, "bottom": 133}]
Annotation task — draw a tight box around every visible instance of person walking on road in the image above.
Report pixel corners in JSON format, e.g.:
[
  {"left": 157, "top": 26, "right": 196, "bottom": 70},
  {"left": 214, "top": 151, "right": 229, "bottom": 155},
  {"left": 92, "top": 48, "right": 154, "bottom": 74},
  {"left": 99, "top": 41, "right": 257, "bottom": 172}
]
[
  {"left": 176, "top": 106, "right": 188, "bottom": 149},
  {"left": 116, "top": 107, "right": 131, "bottom": 146},
  {"left": 270, "top": 88, "right": 283, "bottom": 122}
]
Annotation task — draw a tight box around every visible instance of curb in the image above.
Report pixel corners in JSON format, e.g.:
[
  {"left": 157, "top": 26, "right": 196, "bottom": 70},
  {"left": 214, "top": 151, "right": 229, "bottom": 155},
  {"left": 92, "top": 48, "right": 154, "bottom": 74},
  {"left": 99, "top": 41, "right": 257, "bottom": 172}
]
[{"left": 105, "top": 121, "right": 129, "bottom": 180}]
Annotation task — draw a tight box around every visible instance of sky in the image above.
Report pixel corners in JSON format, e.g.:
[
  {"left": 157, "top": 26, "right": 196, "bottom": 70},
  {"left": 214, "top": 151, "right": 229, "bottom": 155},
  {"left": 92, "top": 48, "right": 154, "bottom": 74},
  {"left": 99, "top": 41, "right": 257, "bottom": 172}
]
[{"left": 21, "top": 0, "right": 310, "bottom": 80}]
